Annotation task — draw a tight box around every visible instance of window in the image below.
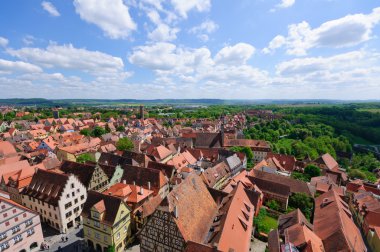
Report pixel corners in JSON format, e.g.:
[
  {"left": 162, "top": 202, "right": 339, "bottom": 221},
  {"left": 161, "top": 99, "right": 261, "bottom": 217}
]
[
  {"left": 104, "top": 236, "right": 107, "bottom": 242},
  {"left": 12, "top": 225, "right": 20, "bottom": 234},
  {"left": 0, "top": 233, "right": 6, "bottom": 241},
  {"left": 26, "top": 228, "right": 35, "bottom": 236},
  {"left": 14, "top": 217, "right": 18, "bottom": 222},
  {"left": 0, "top": 241, "right": 9, "bottom": 250},
  {"left": 66, "top": 194, "right": 70, "bottom": 198},
  {"left": 12, "top": 209, "right": 16, "bottom": 213},
  {"left": 94, "top": 221, "right": 100, "bottom": 228},
  {"left": 64, "top": 202, "right": 72, "bottom": 209},
  {"left": 71, "top": 183, "right": 74, "bottom": 189},
  {"left": 76, "top": 189, "right": 80, "bottom": 193},
  {"left": 95, "top": 232, "right": 100, "bottom": 239},
  {"left": 25, "top": 219, "right": 33, "bottom": 227},
  {"left": 80, "top": 195, "right": 85, "bottom": 200},
  {"left": 124, "top": 226, "right": 127, "bottom": 233},
  {"left": 3, "top": 213, "right": 7, "bottom": 218},
  {"left": 1, "top": 205, "right": 5, "bottom": 209},
  {"left": 74, "top": 199, "right": 78, "bottom": 204},
  {"left": 65, "top": 211, "right": 72, "bottom": 218},
  {"left": 13, "top": 234, "right": 22, "bottom": 243},
  {"left": 4, "top": 221, "right": 9, "bottom": 227},
  {"left": 23, "top": 213, "right": 27, "bottom": 218},
  {"left": 55, "top": 214, "right": 58, "bottom": 220},
  {"left": 93, "top": 212, "right": 100, "bottom": 219},
  {"left": 72, "top": 192, "right": 75, "bottom": 197},
  {"left": 116, "top": 232, "right": 120, "bottom": 240}
]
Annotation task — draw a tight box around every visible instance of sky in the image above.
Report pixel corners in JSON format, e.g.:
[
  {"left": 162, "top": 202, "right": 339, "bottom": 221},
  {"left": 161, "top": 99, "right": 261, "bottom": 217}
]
[{"left": 0, "top": 0, "right": 380, "bottom": 100}]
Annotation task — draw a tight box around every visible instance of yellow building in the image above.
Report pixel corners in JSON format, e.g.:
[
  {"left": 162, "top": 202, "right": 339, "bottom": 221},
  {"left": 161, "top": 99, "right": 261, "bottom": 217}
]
[{"left": 82, "top": 191, "right": 132, "bottom": 252}]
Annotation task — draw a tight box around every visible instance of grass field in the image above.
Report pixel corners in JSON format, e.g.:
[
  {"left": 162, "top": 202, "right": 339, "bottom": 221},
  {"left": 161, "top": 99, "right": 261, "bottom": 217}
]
[
  {"left": 357, "top": 108, "right": 380, "bottom": 114},
  {"left": 261, "top": 216, "right": 278, "bottom": 233}
]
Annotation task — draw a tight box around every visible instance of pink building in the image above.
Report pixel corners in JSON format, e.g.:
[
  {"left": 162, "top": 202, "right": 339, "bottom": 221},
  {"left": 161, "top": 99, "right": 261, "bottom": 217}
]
[{"left": 0, "top": 196, "right": 43, "bottom": 252}]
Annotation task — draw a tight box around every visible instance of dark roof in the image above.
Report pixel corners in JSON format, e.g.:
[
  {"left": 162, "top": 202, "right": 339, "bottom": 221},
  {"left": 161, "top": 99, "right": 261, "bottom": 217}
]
[
  {"left": 122, "top": 150, "right": 153, "bottom": 165},
  {"left": 81, "top": 190, "right": 128, "bottom": 226},
  {"left": 278, "top": 209, "right": 313, "bottom": 236},
  {"left": 97, "top": 163, "right": 119, "bottom": 180},
  {"left": 98, "top": 152, "right": 135, "bottom": 167},
  {"left": 194, "top": 133, "right": 222, "bottom": 148},
  {"left": 60, "top": 161, "right": 96, "bottom": 188},
  {"left": 22, "top": 169, "right": 70, "bottom": 206},
  {"left": 249, "top": 176, "right": 290, "bottom": 197},
  {"left": 121, "top": 165, "right": 167, "bottom": 190},
  {"left": 251, "top": 170, "right": 312, "bottom": 196},
  {"left": 147, "top": 161, "right": 176, "bottom": 178},
  {"left": 207, "top": 187, "right": 229, "bottom": 206},
  {"left": 268, "top": 229, "right": 281, "bottom": 252}
]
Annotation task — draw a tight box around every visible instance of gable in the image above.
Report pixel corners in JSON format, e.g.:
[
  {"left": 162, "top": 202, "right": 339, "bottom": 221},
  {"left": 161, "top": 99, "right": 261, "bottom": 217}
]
[{"left": 140, "top": 209, "right": 186, "bottom": 251}]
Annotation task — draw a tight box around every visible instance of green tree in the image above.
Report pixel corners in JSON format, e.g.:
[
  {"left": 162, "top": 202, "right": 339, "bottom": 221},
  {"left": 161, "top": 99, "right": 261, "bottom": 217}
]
[
  {"left": 107, "top": 245, "right": 115, "bottom": 252},
  {"left": 80, "top": 128, "right": 91, "bottom": 136},
  {"left": 304, "top": 164, "right": 321, "bottom": 178},
  {"left": 288, "top": 193, "right": 313, "bottom": 220},
  {"left": 116, "top": 125, "right": 125, "bottom": 132},
  {"left": 91, "top": 126, "right": 106, "bottom": 137},
  {"left": 230, "top": 146, "right": 254, "bottom": 168},
  {"left": 77, "top": 153, "right": 95, "bottom": 163},
  {"left": 116, "top": 137, "right": 134, "bottom": 151},
  {"left": 266, "top": 200, "right": 281, "bottom": 211},
  {"left": 291, "top": 171, "right": 310, "bottom": 182}
]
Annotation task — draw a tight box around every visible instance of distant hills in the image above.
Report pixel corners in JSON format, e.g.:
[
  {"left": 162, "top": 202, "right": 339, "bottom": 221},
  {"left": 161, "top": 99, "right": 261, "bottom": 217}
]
[{"left": 0, "top": 98, "right": 379, "bottom": 107}]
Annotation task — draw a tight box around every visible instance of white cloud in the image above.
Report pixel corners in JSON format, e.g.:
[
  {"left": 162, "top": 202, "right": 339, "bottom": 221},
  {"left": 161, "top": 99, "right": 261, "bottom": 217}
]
[
  {"left": 22, "top": 35, "right": 36, "bottom": 46},
  {"left": 73, "top": 0, "right": 136, "bottom": 39},
  {"left": 262, "top": 35, "right": 285, "bottom": 54},
  {"left": 128, "top": 42, "right": 268, "bottom": 91},
  {"left": 148, "top": 23, "right": 180, "bottom": 42},
  {"left": 189, "top": 20, "right": 218, "bottom": 42},
  {"left": 265, "top": 7, "right": 380, "bottom": 55},
  {"left": 0, "top": 59, "right": 43, "bottom": 74},
  {"left": 0, "top": 37, "right": 9, "bottom": 47},
  {"left": 41, "top": 1, "right": 60, "bottom": 17},
  {"left": 214, "top": 43, "right": 255, "bottom": 65},
  {"left": 7, "top": 43, "right": 130, "bottom": 80},
  {"left": 276, "top": 0, "right": 295, "bottom": 9},
  {"left": 170, "top": 0, "right": 211, "bottom": 18}
]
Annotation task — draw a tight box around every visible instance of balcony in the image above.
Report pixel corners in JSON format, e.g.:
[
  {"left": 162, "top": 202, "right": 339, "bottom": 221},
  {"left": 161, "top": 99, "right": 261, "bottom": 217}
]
[{"left": 11, "top": 226, "right": 21, "bottom": 234}]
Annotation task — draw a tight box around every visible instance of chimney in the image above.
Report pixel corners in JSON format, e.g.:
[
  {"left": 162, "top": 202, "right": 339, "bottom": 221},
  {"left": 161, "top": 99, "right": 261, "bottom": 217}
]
[
  {"left": 173, "top": 206, "right": 179, "bottom": 218},
  {"left": 139, "top": 187, "right": 144, "bottom": 195},
  {"left": 148, "top": 181, "right": 151, "bottom": 190},
  {"left": 123, "top": 180, "right": 126, "bottom": 184},
  {"left": 133, "top": 181, "right": 136, "bottom": 186}
]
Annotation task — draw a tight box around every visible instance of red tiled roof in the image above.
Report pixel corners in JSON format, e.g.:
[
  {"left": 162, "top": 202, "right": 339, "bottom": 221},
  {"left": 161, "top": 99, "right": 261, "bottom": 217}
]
[{"left": 314, "top": 189, "right": 366, "bottom": 252}]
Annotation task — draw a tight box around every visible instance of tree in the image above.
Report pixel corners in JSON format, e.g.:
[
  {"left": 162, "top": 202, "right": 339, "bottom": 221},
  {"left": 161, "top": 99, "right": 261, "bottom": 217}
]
[
  {"left": 116, "top": 125, "right": 125, "bottom": 132},
  {"left": 230, "top": 146, "right": 254, "bottom": 168},
  {"left": 304, "top": 164, "right": 321, "bottom": 178},
  {"left": 266, "top": 200, "right": 280, "bottom": 211},
  {"left": 116, "top": 137, "right": 134, "bottom": 151},
  {"left": 91, "top": 126, "right": 106, "bottom": 137},
  {"left": 291, "top": 171, "right": 310, "bottom": 182},
  {"left": 77, "top": 153, "right": 95, "bottom": 163},
  {"left": 107, "top": 245, "right": 115, "bottom": 252},
  {"left": 80, "top": 128, "right": 91, "bottom": 136},
  {"left": 288, "top": 193, "right": 313, "bottom": 220}
]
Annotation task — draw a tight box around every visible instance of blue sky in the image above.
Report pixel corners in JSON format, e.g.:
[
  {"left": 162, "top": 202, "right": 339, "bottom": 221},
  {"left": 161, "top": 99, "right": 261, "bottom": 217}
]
[{"left": 0, "top": 0, "right": 380, "bottom": 99}]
